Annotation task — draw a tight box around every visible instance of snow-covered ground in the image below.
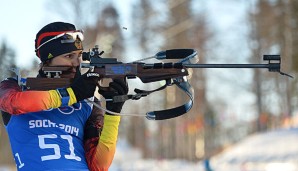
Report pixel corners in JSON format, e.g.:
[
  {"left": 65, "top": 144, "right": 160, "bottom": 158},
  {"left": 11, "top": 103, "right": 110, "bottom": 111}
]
[
  {"left": 110, "top": 128, "right": 298, "bottom": 171},
  {"left": 210, "top": 127, "right": 298, "bottom": 171},
  {"left": 109, "top": 137, "right": 205, "bottom": 171},
  {"left": 110, "top": 158, "right": 204, "bottom": 171}
]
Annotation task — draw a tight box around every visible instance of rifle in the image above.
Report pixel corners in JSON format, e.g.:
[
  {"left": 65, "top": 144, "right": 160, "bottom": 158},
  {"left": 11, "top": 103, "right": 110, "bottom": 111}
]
[{"left": 21, "top": 45, "right": 292, "bottom": 120}]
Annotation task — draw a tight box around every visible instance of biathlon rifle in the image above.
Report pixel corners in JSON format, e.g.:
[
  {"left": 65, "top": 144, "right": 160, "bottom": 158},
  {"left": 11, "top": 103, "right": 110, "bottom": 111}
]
[{"left": 22, "top": 45, "right": 292, "bottom": 120}]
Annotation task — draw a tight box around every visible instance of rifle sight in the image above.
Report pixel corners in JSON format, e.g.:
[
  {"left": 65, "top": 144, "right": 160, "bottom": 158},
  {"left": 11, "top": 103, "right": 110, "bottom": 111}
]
[{"left": 82, "top": 45, "right": 104, "bottom": 61}]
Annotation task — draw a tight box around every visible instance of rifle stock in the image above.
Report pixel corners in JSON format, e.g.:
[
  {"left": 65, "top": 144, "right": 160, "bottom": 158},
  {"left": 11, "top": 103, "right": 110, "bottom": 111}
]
[{"left": 26, "top": 77, "right": 73, "bottom": 91}]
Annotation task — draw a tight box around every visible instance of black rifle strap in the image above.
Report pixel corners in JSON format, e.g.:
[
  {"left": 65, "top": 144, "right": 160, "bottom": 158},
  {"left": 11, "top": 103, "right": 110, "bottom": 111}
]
[
  {"left": 111, "top": 78, "right": 194, "bottom": 120},
  {"left": 145, "top": 79, "right": 194, "bottom": 120},
  {"left": 112, "top": 79, "right": 171, "bottom": 102}
]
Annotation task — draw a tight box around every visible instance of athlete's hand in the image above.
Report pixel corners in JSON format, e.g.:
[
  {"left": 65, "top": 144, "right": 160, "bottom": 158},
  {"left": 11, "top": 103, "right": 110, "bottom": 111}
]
[
  {"left": 98, "top": 79, "right": 128, "bottom": 113},
  {"left": 71, "top": 71, "right": 100, "bottom": 102}
]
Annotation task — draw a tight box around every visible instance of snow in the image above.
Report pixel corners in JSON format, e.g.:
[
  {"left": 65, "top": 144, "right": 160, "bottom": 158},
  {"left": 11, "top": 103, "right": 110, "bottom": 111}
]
[
  {"left": 211, "top": 128, "right": 298, "bottom": 171},
  {"left": 109, "top": 128, "right": 298, "bottom": 171},
  {"left": 111, "top": 159, "right": 204, "bottom": 171},
  {"left": 109, "top": 137, "right": 205, "bottom": 171}
]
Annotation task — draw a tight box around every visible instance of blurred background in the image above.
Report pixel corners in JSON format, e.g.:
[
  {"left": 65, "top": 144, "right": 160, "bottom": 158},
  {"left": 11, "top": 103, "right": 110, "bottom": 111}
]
[{"left": 1, "top": 0, "right": 298, "bottom": 170}]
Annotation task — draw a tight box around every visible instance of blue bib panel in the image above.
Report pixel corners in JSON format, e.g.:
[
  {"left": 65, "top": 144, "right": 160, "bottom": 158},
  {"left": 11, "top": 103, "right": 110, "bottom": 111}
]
[{"left": 5, "top": 101, "right": 93, "bottom": 171}]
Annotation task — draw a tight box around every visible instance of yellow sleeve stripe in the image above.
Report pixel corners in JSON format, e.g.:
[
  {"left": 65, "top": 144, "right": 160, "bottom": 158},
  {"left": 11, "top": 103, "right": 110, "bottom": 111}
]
[
  {"left": 67, "top": 87, "right": 77, "bottom": 105},
  {"left": 100, "top": 115, "right": 121, "bottom": 149},
  {"left": 48, "top": 88, "right": 77, "bottom": 108},
  {"left": 48, "top": 90, "right": 61, "bottom": 108}
]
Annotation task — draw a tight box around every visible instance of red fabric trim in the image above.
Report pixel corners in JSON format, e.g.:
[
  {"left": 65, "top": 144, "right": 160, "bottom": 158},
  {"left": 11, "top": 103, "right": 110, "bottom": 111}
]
[
  {"left": 36, "top": 31, "right": 69, "bottom": 58},
  {"left": 36, "top": 31, "right": 68, "bottom": 48}
]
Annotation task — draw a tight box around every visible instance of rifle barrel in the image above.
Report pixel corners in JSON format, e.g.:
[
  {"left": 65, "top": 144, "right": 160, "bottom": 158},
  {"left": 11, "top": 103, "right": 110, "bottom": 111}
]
[{"left": 183, "top": 64, "right": 269, "bottom": 69}]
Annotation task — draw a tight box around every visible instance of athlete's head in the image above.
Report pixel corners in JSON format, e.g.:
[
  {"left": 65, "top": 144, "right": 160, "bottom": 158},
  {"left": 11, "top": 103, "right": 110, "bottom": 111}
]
[{"left": 35, "top": 22, "right": 84, "bottom": 64}]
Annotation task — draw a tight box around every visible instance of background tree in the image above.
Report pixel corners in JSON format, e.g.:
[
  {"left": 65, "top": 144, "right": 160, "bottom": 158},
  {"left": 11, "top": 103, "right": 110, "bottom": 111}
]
[
  {"left": 46, "top": 0, "right": 104, "bottom": 28},
  {"left": 0, "top": 40, "right": 16, "bottom": 165},
  {"left": 124, "top": 0, "right": 174, "bottom": 158},
  {"left": 289, "top": 0, "right": 298, "bottom": 113},
  {"left": 156, "top": 0, "right": 212, "bottom": 161},
  {"left": 248, "top": 0, "right": 297, "bottom": 132},
  {"left": 0, "top": 41, "right": 16, "bottom": 80}
]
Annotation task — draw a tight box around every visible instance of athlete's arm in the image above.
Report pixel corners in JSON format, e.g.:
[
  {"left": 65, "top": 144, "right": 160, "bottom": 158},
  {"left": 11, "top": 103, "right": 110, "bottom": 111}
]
[
  {"left": 84, "top": 107, "right": 120, "bottom": 171},
  {"left": 84, "top": 78, "right": 126, "bottom": 171},
  {"left": 0, "top": 68, "right": 101, "bottom": 115},
  {"left": 0, "top": 78, "right": 75, "bottom": 114}
]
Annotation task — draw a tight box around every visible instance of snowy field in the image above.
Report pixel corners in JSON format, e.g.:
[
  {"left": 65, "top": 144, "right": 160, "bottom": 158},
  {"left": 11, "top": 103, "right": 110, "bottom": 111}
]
[
  {"left": 210, "top": 127, "right": 298, "bottom": 171},
  {"left": 110, "top": 140, "right": 205, "bottom": 171},
  {"left": 111, "top": 128, "right": 298, "bottom": 171}
]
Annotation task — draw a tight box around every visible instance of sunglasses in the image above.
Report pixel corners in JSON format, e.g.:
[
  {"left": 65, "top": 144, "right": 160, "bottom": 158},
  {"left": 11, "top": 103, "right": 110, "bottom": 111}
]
[{"left": 35, "top": 30, "right": 84, "bottom": 51}]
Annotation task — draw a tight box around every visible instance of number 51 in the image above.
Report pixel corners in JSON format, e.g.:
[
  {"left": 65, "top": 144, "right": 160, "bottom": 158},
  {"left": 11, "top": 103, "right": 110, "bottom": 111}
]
[{"left": 38, "top": 134, "right": 81, "bottom": 161}]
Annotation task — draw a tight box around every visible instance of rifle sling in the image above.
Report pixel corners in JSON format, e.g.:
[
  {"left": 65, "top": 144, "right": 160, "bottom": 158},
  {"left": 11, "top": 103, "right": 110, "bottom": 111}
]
[
  {"left": 111, "top": 79, "right": 171, "bottom": 103},
  {"left": 146, "top": 80, "right": 194, "bottom": 120},
  {"left": 112, "top": 78, "right": 194, "bottom": 120}
]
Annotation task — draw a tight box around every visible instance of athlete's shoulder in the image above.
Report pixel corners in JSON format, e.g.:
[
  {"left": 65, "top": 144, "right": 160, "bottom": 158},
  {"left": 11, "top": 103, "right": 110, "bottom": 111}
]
[
  {"left": 1, "top": 77, "right": 17, "bottom": 83},
  {"left": 0, "top": 77, "right": 20, "bottom": 90}
]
